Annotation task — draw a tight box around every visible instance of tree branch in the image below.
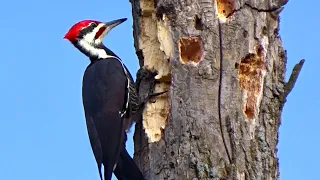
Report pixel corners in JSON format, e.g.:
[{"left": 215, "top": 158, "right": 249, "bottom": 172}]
[{"left": 283, "top": 59, "right": 305, "bottom": 100}]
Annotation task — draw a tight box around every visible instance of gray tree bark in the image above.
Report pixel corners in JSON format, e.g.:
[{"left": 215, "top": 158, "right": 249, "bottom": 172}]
[{"left": 129, "top": 0, "right": 303, "bottom": 179}]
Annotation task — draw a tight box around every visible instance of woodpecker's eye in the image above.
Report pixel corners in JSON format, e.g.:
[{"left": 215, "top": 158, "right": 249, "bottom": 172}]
[
  {"left": 89, "top": 22, "right": 97, "bottom": 28},
  {"left": 78, "top": 22, "right": 98, "bottom": 38}
]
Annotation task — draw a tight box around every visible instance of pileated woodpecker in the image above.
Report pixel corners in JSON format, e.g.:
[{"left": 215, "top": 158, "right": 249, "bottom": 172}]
[{"left": 63, "top": 18, "right": 163, "bottom": 180}]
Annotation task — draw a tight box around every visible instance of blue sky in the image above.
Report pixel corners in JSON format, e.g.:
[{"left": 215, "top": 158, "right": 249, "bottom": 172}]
[{"left": 0, "top": 1, "right": 317, "bottom": 180}]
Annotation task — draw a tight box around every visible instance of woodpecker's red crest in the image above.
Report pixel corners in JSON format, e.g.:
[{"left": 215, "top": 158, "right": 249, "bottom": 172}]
[{"left": 64, "top": 20, "right": 101, "bottom": 43}]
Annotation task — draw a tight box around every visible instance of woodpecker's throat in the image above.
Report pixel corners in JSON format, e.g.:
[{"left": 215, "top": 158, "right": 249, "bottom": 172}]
[{"left": 74, "top": 40, "right": 114, "bottom": 60}]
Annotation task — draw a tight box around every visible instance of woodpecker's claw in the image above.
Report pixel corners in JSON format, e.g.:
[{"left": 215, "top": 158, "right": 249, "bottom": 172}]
[
  {"left": 146, "top": 90, "right": 168, "bottom": 103},
  {"left": 148, "top": 90, "right": 168, "bottom": 97},
  {"left": 140, "top": 90, "right": 168, "bottom": 105}
]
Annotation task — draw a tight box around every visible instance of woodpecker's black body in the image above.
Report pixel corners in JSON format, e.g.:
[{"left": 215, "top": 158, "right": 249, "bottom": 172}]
[
  {"left": 64, "top": 18, "right": 146, "bottom": 180},
  {"left": 83, "top": 52, "right": 144, "bottom": 180}
]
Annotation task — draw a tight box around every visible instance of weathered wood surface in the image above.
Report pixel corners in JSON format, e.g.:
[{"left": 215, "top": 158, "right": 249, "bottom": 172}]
[{"left": 129, "top": 0, "right": 302, "bottom": 179}]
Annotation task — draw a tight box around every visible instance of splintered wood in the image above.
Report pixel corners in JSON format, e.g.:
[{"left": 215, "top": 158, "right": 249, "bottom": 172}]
[{"left": 139, "top": 0, "right": 171, "bottom": 142}]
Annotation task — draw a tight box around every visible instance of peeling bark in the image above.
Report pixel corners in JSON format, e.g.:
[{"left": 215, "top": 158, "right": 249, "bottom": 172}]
[{"left": 129, "top": 0, "right": 302, "bottom": 179}]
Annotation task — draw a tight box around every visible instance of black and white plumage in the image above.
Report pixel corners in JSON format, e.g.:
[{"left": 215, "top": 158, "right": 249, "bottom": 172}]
[{"left": 64, "top": 18, "right": 144, "bottom": 180}]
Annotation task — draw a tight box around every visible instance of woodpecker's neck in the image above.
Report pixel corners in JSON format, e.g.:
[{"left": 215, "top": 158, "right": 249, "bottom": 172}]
[{"left": 74, "top": 40, "right": 119, "bottom": 61}]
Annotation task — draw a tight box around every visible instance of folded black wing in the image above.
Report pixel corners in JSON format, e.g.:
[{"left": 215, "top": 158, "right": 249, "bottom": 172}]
[
  {"left": 82, "top": 58, "right": 127, "bottom": 180},
  {"left": 120, "top": 63, "right": 141, "bottom": 131}
]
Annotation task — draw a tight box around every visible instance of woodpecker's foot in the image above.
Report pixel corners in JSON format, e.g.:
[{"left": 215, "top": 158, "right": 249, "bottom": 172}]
[
  {"left": 136, "top": 67, "right": 157, "bottom": 88},
  {"left": 148, "top": 90, "right": 168, "bottom": 97},
  {"left": 143, "top": 90, "right": 168, "bottom": 104}
]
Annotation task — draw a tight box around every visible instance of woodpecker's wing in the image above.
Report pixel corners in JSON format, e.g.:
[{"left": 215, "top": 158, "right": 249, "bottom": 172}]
[
  {"left": 103, "top": 46, "right": 140, "bottom": 125},
  {"left": 85, "top": 116, "right": 103, "bottom": 180},
  {"left": 82, "top": 58, "right": 127, "bottom": 180},
  {"left": 120, "top": 64, "right": 141, "bottom": 131}
]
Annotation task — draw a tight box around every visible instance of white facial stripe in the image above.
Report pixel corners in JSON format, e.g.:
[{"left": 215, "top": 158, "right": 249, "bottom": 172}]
[
  {"left": 79, "top": 23, "right": 112, "bottom": 58},
  {"left": 82, "top": 23, "right": 105, "bottom": 42},
  {"left": 79, "top": 39, "right": 114, "bottom": 59}
]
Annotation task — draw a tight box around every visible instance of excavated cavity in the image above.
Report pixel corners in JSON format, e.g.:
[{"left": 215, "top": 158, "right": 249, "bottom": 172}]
[
  {"left": 216, "top": 0, "right": 236, "bottom": 20},
  {"left": 238, "top": 45, "right": 266, "bottom": 120},
  {"left": 194, "top": 16, "right": 203, "bottom": 30},
  {"left": 179, "top": 36, "right": 203, "bottom": 65},
  {"left": 139, "top": 0, "right": 171, "bottom": 142}
]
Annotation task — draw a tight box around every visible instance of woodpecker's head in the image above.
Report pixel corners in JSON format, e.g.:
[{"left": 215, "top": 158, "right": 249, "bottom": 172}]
[{"left": 64, "top": 18, "right": 127, "bottom": 59}]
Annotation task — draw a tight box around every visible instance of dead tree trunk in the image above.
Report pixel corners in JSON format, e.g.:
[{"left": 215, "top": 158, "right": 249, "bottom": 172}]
[{"left": 129, "top": 0, "right": 303, "bottom": 179}]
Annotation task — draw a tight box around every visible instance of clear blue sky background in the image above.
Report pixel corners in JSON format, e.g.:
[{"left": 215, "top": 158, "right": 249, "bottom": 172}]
[{"left": 0, "top": 1, "right": 317, "bottom": 180}]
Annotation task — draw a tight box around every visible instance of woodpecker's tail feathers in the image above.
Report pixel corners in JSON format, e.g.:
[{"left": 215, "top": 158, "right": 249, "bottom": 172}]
[
  {"left": 114, "top": 148, "right": 145, "bottom": 180},
  {"left": 103, "top": 160, "right": 116, "bottom": 180},
  {"left": 98, "top": 163, "right": 103, "bottom": 180}
]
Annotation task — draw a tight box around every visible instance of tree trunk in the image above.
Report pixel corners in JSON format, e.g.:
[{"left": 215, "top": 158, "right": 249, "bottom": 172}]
[{"left": 129, "top": 0, "right": 303, "bottom": 179}]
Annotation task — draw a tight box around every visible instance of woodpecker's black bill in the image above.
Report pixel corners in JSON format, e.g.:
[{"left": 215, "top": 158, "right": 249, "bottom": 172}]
[{"left": 104, "top": 18, "right": 127, "bottom": 30}]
